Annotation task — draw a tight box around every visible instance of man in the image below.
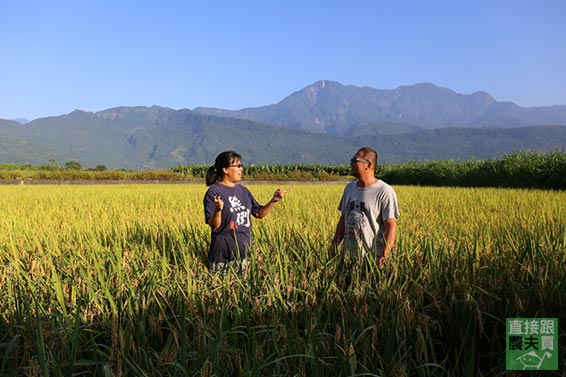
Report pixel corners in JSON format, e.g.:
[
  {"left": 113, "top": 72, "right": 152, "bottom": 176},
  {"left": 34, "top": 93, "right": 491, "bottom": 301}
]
[{"left": 331, "top": 147, "right": 400, "bottom": 265}]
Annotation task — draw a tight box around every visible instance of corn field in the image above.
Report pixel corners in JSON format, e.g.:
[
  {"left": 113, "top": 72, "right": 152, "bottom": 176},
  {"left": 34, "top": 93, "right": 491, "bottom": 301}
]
[{"left": 0, "top": 183, "right": 565, "bottom": 376}]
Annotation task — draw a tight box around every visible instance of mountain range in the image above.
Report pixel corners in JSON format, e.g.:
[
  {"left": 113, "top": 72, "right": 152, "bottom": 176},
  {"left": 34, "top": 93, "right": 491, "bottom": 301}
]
[{"left": 1, "top": 80, "right": 566, "bottom": 169}]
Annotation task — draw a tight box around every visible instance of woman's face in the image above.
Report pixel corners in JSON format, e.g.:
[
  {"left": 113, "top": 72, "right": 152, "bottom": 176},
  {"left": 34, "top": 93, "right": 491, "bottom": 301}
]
[{"left": 222, "top": 158, "right": 243, "bottom": 184}]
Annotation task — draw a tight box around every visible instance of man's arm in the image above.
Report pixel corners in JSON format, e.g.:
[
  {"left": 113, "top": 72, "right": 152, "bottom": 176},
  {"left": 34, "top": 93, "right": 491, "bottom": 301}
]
[
  {"left": 330, "top": 214, "right": 345, "bottom": 256},
  {"left": 382, "top": 218, "right": 397, "bottom": 259}
]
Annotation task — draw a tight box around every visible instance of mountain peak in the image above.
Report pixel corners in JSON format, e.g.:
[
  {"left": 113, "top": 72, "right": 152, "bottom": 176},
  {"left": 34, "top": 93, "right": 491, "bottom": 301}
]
[
  {"left": 67, "top": 110, "right": 93, "bottom": 117},
  {"left": 94, "top": 106, "right": 175, "bottom": 121},
  {"left": 310, "top": 79, "right": 339, "bottom": 87},
  {"left": 303, "top": 80, "right": 345, "bottom": 93},
  {"left": 397, "top": 82, "right": 456, "bottom": 95},
  {"left": 310, "top": 80, "right": 328, "bottom": 89},
  {"left": 469, "top": 91, "right": 495, "bottom": 105},
  {"left": 290, "top": 80, "right": 346, "bottom": 104}
]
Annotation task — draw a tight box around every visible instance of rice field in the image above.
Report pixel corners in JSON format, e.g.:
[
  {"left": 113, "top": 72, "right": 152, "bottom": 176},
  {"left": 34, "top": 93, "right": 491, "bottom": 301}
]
[{"left": 0, "top": 183, "right": 565, "bottom": 376}]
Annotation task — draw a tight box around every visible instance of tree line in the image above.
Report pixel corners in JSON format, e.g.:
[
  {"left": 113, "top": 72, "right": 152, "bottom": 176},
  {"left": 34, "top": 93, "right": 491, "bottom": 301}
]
[
  {"left": 1, "top": 151, "right": 565, "bottom": 189},
  {"left": 174, "top": 150, "right": 566, "bottom": 189}
]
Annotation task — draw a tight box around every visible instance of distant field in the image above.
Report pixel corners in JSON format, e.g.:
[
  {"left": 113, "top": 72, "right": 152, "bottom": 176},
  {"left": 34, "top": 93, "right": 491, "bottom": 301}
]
[{"left": 0, "top": 184, "right": 564, "bottom": 375}]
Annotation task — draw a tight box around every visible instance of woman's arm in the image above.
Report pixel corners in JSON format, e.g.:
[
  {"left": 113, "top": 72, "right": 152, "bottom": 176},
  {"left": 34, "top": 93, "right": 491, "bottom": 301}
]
[
  {"left": 207, "top": 195, "right": 224, "bottom": 230},
  {"left": 256, "top": 188, "right": 288, "bottom": 218}
]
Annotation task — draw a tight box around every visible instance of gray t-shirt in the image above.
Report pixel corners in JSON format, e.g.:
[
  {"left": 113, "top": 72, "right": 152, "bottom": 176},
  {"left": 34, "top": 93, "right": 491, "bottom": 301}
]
[{"left": 338, "top": 179, "right": 400, "bottom": 258}]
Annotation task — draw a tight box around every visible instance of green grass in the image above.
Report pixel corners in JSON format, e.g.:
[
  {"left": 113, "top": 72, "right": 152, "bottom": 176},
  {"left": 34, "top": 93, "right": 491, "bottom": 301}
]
[{"left": 0, "top": 184, "right": 564, "bottom": 376}]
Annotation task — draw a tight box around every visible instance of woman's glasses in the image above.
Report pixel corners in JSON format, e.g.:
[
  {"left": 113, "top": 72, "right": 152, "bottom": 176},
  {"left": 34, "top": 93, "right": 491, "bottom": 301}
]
[{"left": 229, "top": 163, "right": 244, "bottom": 169}]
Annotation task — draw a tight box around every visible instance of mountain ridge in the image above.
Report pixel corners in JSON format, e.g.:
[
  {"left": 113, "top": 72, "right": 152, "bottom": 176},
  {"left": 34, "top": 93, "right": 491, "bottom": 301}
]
[
  {"left": 1, "top": 81, "right": 566, "bottom": 169},
  {"left": 193, "top": 80, "right": 566, "bottom": 135}
]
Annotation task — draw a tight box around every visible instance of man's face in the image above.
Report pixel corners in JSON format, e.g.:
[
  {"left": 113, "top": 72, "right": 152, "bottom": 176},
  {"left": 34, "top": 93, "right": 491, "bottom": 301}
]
[{"left": 349, "top": 153, "right": 370, "bottom": 177}]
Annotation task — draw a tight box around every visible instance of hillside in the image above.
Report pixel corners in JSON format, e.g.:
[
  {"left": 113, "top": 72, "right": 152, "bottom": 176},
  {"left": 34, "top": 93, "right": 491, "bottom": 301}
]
[
  {"left": 357, "top": 126, "right": 566, "bottom": 163},
  {"left": 194, "top": 81, "right": 566, "bottom": 135},
  {"left": 0, "top": 107, "right": 356, "bottom": 168},
  {"left": 1, "top": 81, "right": 566, "bottom": 169}
]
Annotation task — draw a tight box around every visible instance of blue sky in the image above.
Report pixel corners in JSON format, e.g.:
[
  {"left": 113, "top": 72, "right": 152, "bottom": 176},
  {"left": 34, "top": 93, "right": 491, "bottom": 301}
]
[{"left": 1, "top": 0, "right": 565, "bottom": 121}]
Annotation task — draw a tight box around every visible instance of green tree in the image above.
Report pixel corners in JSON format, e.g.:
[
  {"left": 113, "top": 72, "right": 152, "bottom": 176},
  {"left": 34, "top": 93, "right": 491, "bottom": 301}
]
[{"left": 64, "top": 161, "right": 82, "bottom": 170}]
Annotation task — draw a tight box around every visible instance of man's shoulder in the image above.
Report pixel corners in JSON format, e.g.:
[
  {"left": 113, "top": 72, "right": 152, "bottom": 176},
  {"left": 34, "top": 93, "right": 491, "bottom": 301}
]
[
  {"left": 344, "top": 180, "right": 359, "bottom": 189},
  {"left": 375, "top": 179, "right": 395, "bottom": 190}
]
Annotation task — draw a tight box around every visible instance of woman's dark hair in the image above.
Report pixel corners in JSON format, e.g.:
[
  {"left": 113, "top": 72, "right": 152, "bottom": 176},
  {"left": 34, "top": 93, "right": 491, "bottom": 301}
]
[{"left": 205, "top": 151, "right": 242, "bottom": 186}]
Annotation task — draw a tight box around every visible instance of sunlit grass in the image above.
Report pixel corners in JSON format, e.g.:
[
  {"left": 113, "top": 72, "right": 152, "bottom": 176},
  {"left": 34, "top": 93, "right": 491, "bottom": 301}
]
[{"left": 0, "top": 184, "right": 564, "bottom": 376}]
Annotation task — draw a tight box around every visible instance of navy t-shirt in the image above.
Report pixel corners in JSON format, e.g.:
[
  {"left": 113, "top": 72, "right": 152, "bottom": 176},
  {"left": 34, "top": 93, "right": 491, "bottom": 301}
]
[{"left": 204, "top": 183, "right": 262, "bottom": 263}]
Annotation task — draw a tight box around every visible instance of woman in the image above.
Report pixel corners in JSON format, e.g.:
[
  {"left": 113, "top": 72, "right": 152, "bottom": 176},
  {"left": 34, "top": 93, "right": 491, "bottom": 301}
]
[{"left": 204, "top": 151, "right": 288, "bottom": 276}]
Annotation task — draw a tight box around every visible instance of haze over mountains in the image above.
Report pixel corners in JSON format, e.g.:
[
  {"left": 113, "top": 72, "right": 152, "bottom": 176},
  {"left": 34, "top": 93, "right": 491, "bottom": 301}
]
[{"left": 1, "top": 80, "right": 566, "bottom": 169}]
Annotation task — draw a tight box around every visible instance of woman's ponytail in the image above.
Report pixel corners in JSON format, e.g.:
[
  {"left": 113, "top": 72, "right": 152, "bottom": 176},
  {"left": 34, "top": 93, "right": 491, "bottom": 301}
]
[{"left": 205, "top": 165, "right": 220, "bottom": 186}]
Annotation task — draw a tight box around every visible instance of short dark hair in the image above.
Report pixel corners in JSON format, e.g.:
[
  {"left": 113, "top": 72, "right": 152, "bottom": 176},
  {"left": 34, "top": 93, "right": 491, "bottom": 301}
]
[{"left": 357, "top": 147, "right": 378, "bottom": 168}]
